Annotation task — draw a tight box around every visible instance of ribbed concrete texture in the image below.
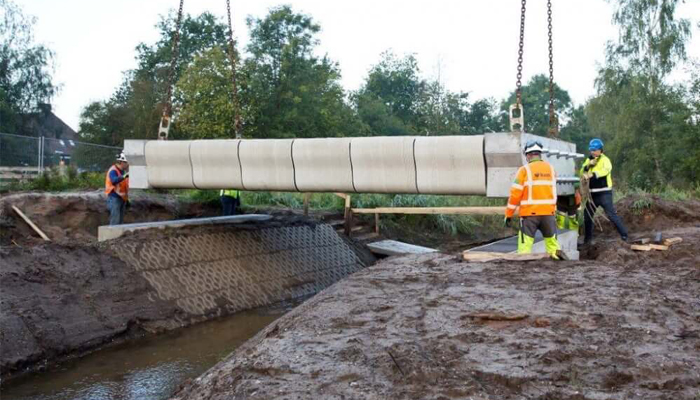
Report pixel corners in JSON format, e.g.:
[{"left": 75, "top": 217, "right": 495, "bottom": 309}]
[
  {"left": 145, "top": 141, "right": 195, "bottom": 189},
  {"left": 350, "top": 136, "right": 418, "bottom": 193},
  {"left": 105, "top": 224, "right": 364, "bottom": 316},
  {"left": 126, "top": 133, "right": 580, "bottom": 196},
  {"left": 239, "top": 139, "right": 296, "bottom": 191},
  {"left": 293, "top": 138, "right": 354, "bottom": 192},
  {"left": 190, "top": 139, "right": 242, "bottom": 189},
  {"left": 414, "top": 136, "right": 485, "bottom": 194}
]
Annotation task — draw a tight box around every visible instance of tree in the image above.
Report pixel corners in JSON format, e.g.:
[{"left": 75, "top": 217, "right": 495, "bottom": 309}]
[
  {"left": 78, "top": 11, "right": 230, "bottom": 144},
  {"left": 355, "top": 52, "right": 424, "bottom": 135},
  {"left": 175, "top": 46, "right": 237, "bottom": 139},
  {"left": 0, "top": 0, "right": 57, "bottom": 133},
  {"left": 585, "top": 0, "right": 694, "bottom": 187},
  {"left": 501, "top": 74, "right": 573, "bottom": 136},
  {"left": 242, "top": 5, "right": 359, "bottom": 138}
]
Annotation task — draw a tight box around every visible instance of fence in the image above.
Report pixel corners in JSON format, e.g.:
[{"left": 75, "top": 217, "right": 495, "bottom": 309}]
[{"left": 0, "top": 133, "right": 122, "bottom": 182}]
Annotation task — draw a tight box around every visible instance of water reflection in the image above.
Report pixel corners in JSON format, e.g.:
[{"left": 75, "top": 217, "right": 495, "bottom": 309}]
[{"left": 2, "top": 309, "right": 281, "bottom": 400}]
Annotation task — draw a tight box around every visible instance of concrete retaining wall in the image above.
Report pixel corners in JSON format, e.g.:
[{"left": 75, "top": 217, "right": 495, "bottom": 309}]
[{"left": 104, "top": 223, "right": 366, "bottom": 317}]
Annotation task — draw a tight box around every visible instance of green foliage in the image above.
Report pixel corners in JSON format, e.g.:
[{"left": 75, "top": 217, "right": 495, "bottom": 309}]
[
  {"left": 242, "top": 5, "right": 359, "bottom": 138},
  {"left": 501, "top": 74, "right": 573, "bottom": 135},
  {"left": 355, "top": 51, "right": 501, "bottom": 136},
  {"left": 78, "top": 12, "right": 230, "bottom": 145},
  {"left": 0, "top": 169, "right": 103, "bottom": 193},
  {"left": 586, "top": 0, "right": 697, "bottom": 188},
  {"left": 175, "top": 47, "right": 237, "bottom": 138},
  {"left": 0, "top": 0, "right": 58, "bottom": 133},
  {"left": 631, "top": 196, "right": 653, "bottom": 214},
  {"left": 606, "top": 0, "right": 691, "bottom": 81}
]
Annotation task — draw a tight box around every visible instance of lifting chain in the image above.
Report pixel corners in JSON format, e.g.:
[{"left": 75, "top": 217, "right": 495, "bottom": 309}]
[
  {"left": 509, "top": 0, "right": 527, "bottom": 132},
  {"left": 547, "top": 0, "right": 558, "bottom": 137},
  {"left": 158, "top": 0, "right": 185, "bottom": 141},
  {"left": 226, "top": 0, "right": 243, "bottom": 139}
]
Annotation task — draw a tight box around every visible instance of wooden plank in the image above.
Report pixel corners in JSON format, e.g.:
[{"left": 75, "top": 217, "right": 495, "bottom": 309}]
[
  {"left": 632, "top": 238, "right": 650, "bottom": 245},
  {"left": 303, "top": 193, "right": 311, "bottom": 216},
  {"left": 351, "top": 206, "right": 506, "bottom": 215},
  {"left": 663, "top": 237, "right": 683, "bottom": 246},
  {"left": 12, "top": 205, "right": 51, "bottom": 241},
  {"left": 462, "top": 251, "right": 551, "bottom": 263},
  {"left": 367, "top": 240, "right": 437, "bottom": 256},
  {"left": 649, "top": 244, "right": 669, "bottom": 251},
  {"left": 631, "top": 244, "right": 652, "bottom": 252}
]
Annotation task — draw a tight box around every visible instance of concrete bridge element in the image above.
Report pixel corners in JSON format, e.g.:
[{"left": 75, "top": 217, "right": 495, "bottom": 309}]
[{"left": 124, "top": 132, "right": 583, "bottom": 198}]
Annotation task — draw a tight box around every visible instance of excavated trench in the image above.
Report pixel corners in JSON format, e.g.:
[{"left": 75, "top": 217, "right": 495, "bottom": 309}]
[
  {"left": 2, "top": 193, "right": 699, "bottom": 400},
  {"left": 0, "top": 192, "right": 375, "bottom": 395}
]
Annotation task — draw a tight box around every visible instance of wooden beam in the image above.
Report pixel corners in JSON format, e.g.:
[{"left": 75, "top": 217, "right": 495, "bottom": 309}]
[
  {"left": 343, "top": 194, "right": 352, "bottom": 236},
  {"left": 663, "top": 237, "right": 683, "bottom": 246},
  {"left": 12, "top": 205, "right": 50, "bottom": 241},
  {"left": 351, "top": 206, "right": 506, "bottom": 215},
  {"left": 303, "top": 193, "right": 311, "bottom": 216},
  {"left": 462, "top": 251, "right": 551, "bottom": 263}
]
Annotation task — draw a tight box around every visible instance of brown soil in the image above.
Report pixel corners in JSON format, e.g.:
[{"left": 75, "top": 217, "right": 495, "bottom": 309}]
[
  {"left": 0, "top": 191, "right": 218, "bottom": 245},
  {"left": 171, "top": 197, "right": 700, "bottom": 400},
  {"left": 0, "top": 243, "right": 184, "bottom": 379},
  {"left": 614, "top": 195, "right": 700, "bottom": 233}
]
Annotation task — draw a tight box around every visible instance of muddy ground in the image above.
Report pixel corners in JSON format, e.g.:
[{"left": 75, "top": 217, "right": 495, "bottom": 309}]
[
  {"left": 171, "top": 196, "right": 700, "bottom": 400},
  {"left": 0, "top": 191, "right": 218, "bottom": 245},
  {"left": 0, "top": 193, "right": 375, "bottom": 382},
  {"left": 0, "top": 242, "right": 185, "bottom": 379}
]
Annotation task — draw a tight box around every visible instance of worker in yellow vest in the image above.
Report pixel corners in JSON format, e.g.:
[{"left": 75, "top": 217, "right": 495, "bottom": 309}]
[
  {"left": 580, "top": 138, "right": 628, "bottom": 244},
  {"left": 105, "top": 152, "right": 129, "bottom": 225},
  {"left": 504, "top": 140, "right": 563, "bottom": 259},
  {"left": 220, "top": 189, "right": 241, "bottom": 216}
]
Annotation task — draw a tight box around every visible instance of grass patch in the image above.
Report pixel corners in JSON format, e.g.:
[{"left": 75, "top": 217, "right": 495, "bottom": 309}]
[{"left": 0, "top": 168, "right": 103, "bottom": 193}]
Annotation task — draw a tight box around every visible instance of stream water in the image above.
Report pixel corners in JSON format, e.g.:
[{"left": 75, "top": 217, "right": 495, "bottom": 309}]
[{"left": 1, "top": 308, "right": 285, "bottom": 400}]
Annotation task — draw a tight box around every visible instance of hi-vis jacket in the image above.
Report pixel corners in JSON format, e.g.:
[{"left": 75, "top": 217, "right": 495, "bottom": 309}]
[
  {"left": 105, "top": 165, "right": 129, "bottom": 201},
  {"left": 580, "top": 153, "right": 613, "bottom": 193},
  {"left": 220, "top": 189, "right": 240, "bottom": 198},
  {"left": 506, "top": 159, "right": 557, "bottom": 218}
]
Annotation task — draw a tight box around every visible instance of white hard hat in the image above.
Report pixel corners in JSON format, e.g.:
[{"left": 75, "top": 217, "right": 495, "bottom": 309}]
[
  {"left": 116, "top": 152, "right": 128, "bottom": 162},
  {"left": 524, "top": 140, "right": 544, "bottom": 155}
]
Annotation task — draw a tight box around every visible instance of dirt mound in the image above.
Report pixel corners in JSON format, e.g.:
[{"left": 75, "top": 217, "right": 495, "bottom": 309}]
[
  {"left": 171, "top": 247, "right": 700, "bottom": 399},
  {"left": 0, "top": 243, "right": 184, "bottom": 379},
  {"left": 0, "top": 192, "right": 217, "bottom": 245},
  {"left": 615, "top": 195, "right": 700, "bottom": 232}
]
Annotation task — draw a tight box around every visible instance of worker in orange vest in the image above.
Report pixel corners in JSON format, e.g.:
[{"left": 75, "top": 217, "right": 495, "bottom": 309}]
[
  {"left": 504, "top": 140, "right": 563, "bottom": 259},
  {"left": 105, "top": 152, "right": 130, "bottom": 225}
]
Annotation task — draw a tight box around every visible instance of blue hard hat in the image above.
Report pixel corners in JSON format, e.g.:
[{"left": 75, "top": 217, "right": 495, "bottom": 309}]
[{"left": 589, "top": 138, "right": 604, "bottom": 151}]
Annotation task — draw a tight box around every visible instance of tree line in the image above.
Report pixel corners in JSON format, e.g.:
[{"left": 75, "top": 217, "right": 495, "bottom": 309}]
[{"left": 1, "top": 1, "right": 698, "bottom": 189}]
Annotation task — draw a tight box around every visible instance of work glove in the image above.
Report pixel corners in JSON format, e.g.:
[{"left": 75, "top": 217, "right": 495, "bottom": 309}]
[
  {"left": 589, "top": 157, "right": 598, "bottom": 167},
  {"left": 123, "top": 172, "right": 130, "bottom": 179},
  {"left": 503, "top": 217, "right": 512, "bottom": 228},
  {"left": 575, "top": 189, "right": 582, "bottom": 207},
  {"left": 584, "top": 172, "right": 594, "bottom": 180}
]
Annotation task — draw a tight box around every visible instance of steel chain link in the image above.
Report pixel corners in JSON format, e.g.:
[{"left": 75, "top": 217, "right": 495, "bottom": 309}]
[
  {"left": 547, "top": 0, "right": 558, "bottom": 137},
  {"left": 515, "top": 0, "right": 527, "bottom": 107},
  {"left": 158, "top": 0, "right": 184, "bottom": 140},
  {"left": 226, "top": 0, "right": 243, "bottom": 139}
]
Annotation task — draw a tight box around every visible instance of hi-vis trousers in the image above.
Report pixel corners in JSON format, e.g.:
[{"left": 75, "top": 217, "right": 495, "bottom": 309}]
[{"left": 518, "top": 215, "right": 560, "bottom": 257}]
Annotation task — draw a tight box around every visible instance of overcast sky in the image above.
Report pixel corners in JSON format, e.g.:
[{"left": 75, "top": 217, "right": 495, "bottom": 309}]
[{"left": 18, "top": 0, "right": 700, "bottom": 131}]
